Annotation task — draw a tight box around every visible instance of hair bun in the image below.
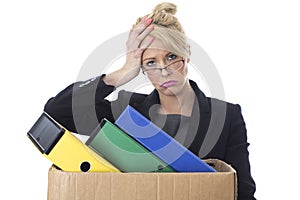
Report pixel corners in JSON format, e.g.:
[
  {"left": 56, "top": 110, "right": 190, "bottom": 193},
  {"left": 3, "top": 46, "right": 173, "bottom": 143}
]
[
  {"left": 134, "top": 2, "right": 184, "bottom": 33},
  {"left": 149, "top": 2, "right": 179, "bottom": 28},
  {"left": 153, "top": 2, "right": 177, "bottom": 15}
]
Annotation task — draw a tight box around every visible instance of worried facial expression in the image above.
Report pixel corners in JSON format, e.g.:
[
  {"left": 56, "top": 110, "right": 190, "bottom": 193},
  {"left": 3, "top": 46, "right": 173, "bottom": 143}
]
[{"left": 141, "top": 38, "right": 189, "bottom": 97}]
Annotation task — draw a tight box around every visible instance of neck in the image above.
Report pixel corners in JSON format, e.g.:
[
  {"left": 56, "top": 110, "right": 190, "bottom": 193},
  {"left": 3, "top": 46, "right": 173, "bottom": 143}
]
[{"left": 158, "top": 82, "right": 195, "bottom": 116}]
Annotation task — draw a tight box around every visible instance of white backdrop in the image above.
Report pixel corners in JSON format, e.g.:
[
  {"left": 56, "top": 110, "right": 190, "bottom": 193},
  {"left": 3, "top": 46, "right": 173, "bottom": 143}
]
[{"left": 1, "top": 0, "right": 299, "bottom": 199}]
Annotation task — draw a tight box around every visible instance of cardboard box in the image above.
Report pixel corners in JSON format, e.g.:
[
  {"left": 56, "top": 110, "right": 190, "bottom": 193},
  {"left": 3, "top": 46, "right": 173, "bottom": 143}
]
[{"left": 48, "top": 159, "right": 237, "bottom": 200}]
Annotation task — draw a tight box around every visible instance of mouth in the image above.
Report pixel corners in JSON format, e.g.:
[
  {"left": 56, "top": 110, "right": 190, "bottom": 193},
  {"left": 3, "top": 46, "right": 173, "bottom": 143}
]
[{"left": 160, "top": 80, "right": 177, "bottom": 88}]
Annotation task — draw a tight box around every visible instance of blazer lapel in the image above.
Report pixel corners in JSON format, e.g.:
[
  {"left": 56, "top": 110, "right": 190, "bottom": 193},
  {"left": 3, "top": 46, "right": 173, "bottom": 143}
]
[
  {"left": 186, "top": 81, "right": 212, "bottom": 156},
  {"left": 133, "top": 89, "right": 160, "bottom": 119},
  {"left": 132, "top": 80, "right": 213, "bottom": 158}
]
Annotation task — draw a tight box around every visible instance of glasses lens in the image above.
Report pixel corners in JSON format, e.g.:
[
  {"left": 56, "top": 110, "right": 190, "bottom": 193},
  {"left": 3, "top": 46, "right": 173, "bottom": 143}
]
[
  {"left": 169, "top": 60, "right": 183, "bottom": 70},
  {"left": 146, "top": 68, "right": 161, "bottom": 76},
  {"left": 143, "top": 60, "right": 184, "bottom": 76}
]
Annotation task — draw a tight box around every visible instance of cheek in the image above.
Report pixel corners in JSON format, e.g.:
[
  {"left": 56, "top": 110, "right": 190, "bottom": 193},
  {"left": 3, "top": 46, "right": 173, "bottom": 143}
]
[
  {"left": 147, "top": 75, "right": 160, "bottom": 87},
  {"left": 182, "top": 67, "right": 188, "bottom": 76},
  {"left": 182, "top": 63, "right": 188, "bottom": 74},
  {"left": 174, "top": 66, "right": 188, "bottom": 79}
]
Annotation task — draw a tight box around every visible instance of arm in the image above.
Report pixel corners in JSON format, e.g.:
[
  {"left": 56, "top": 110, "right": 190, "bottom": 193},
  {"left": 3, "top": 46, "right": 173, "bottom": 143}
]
[
  {"left": 44, "top": 17, "right": 154, "bottom": 135},
  {"left": 44, "top": 75, "right": 115, "bottom": 135},
  {"left": 225, "top": 104, "right": 256, "bottom": 200}
]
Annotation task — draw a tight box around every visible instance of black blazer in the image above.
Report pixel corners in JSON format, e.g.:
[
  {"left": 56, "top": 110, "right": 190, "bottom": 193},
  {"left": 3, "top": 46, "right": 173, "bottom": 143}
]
[{"left": 44, "top": 75, "right": 256, "bottom": 200}]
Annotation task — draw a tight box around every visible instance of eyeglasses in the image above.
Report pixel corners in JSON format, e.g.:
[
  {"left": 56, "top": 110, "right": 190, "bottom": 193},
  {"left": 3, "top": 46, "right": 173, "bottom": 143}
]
[{"left": 142, "top": 59, "right": 185, "bottom": 76}]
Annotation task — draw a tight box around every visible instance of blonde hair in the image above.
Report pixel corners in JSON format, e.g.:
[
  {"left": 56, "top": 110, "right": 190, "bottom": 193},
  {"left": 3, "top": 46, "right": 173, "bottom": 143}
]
[{"left": 134, "top": 2, "right": 190, "bottom": 59}]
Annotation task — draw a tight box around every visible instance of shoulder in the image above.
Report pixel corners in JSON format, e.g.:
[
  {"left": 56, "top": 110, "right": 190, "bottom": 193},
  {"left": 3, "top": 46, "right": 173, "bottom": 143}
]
[
  {"left": 206, "top": 97, "right": 244, "bottom": 125},
  {"left": 190, "top": 79, "right": 242, "bottom": 115},
  {"left": 190, "top": 79, "right": 240, "bottom": 112},
  {"left": 206, "top": 98, "right": 247, "bottom": 145},
  {"left": 207, "top": 97, "right": 241, "bottom": 112}
]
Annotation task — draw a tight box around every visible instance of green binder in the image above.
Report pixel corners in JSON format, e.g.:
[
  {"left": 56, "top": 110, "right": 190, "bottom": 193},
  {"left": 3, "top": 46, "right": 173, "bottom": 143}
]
[{"left": 86, "top": 118, "right": 175, "bottom": 172}]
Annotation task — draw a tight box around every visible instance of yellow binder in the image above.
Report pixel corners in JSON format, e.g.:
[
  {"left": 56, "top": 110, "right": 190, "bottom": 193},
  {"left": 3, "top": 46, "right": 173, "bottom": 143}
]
[{"left": 27, "top": 113, "right": 120, "bottom": 172}]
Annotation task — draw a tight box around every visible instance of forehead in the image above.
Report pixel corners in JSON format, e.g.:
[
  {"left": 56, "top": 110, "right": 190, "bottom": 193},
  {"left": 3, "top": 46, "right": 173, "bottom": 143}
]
[{"left": 142, "top": 38, "right": 171, "bottom": 59}]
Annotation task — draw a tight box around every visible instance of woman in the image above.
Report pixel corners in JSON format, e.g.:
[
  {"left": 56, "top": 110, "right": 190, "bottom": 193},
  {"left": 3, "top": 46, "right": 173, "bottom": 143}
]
[{"left": 44, "top": 2, "right": 256, "bottom": 199}]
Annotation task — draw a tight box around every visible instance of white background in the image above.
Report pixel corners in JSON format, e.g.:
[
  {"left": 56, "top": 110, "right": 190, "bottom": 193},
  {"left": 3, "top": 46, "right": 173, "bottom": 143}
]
[{"left": 1, "top": 0, "right": 299, "bottom": 199}]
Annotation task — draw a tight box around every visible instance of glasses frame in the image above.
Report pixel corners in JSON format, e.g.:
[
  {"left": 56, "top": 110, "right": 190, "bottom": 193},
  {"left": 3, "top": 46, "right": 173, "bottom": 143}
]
[{"left": 141, "top": 59, "right": 185, "bottom": 75}]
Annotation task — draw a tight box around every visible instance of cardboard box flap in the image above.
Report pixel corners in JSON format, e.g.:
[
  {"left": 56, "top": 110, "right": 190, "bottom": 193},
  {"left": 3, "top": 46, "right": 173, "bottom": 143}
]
[{"left": 205, "top": 159, "right": 237, "bottom": 173}]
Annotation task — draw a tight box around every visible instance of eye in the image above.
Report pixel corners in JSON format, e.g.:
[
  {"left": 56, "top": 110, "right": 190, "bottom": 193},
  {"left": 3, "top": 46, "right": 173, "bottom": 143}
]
[
  {"left": 145, "top": 60, "right": 157, "bottom": 68},
  {"left": 167, "top": 54, "right": 177, "bottom": 61}
]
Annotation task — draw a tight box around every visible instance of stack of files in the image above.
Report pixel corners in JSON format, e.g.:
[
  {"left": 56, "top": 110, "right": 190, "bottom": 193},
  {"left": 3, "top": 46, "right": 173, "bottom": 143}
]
[
  {"left": 115, "top": 106, "right": 216, "bottom": 172},
  {"left": 86, "top": 118, "right": 175, "bottom": 172},
  {"left": 27, "top": 113, "right": 120, "bottom": 172}
]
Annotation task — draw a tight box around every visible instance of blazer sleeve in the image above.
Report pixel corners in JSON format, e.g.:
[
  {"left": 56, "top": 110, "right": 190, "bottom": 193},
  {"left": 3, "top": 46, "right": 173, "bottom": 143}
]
[
  {"left": 225, "top": 104, "right": 256, "bottom": 200},
  {"left": 44, "top": 75, "right": 115, "bottom": 135}
]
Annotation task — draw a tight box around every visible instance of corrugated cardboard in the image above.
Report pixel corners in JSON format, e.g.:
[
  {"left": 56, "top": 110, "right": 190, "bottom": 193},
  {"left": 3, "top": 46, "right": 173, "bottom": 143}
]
[{"left": 47, "top": 159, "right": 237, "bottom": 200}]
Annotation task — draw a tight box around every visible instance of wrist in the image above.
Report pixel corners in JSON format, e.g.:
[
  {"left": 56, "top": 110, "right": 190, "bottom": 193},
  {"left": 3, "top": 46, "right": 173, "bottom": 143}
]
[{"left": 103, "top": 67, "right": 137, "bottom": 88}]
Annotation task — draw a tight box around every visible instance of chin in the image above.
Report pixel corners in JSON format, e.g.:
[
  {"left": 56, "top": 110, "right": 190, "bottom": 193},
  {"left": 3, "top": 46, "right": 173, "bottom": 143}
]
[{"left": 157, "top": 86, "right": 182, "bottom": 97}]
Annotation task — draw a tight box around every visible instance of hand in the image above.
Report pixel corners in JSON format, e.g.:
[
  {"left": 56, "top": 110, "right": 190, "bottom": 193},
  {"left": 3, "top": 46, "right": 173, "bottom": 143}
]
[
  {"left": 103, "top": 17, "right": 154, "bottom": 87},
  {"left": 123, "top": 16, "right": 154, "bottom": 77}
]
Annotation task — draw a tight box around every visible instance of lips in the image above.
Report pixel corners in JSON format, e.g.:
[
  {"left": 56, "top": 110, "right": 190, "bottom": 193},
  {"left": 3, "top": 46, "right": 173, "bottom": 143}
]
[{"left": 161, "top": 80, "right": 176, "bottom": 88}]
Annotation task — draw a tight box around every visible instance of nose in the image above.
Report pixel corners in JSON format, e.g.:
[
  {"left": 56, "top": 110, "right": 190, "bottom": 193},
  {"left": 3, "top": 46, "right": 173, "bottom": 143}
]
[{"left": 161, "top": 67, "right": 171, "bottom": 77}]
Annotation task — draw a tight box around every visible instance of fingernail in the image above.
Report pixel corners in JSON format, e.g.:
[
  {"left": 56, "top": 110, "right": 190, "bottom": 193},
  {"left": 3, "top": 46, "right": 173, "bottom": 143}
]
[
  {"left": 142, "top": 16, "right": 147, "bottom": 21},
  {"left": 148, "top": 25, "right": 154, "bottom": 30},
  {"left": 146, "top": 18, "right": 152, "bottom": 24}
]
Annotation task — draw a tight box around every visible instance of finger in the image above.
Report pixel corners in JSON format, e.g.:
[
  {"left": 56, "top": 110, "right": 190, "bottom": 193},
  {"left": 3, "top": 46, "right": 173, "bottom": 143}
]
[
  {"left": 130, "top": 37, "right": 154, "bottom": 64},
  {"left": 139, "top": 37, "right": 155, "bottom": 51},
  {"left": 127, "top": 25, "right": 153, "bottom": 50},
  {"left": 131, "top": 18, "right": 153, "bottom": 37},
  {"left": 127, "top": 18, "right": 153, "bottom": 52},
  {"left": 136, "top": 25, "right": 154, "bottom": 42},
  {"left": 129, "top": 24, "right": 153, "bottom": 49},
  {"left": 134, "top": 48, "right": 144, "bottom": 58}
]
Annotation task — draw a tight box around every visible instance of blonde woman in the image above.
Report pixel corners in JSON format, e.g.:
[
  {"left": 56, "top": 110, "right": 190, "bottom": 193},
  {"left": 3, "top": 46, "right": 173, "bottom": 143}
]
[{"left": 45, "top": 2, "right": 256, "bottom": 199}]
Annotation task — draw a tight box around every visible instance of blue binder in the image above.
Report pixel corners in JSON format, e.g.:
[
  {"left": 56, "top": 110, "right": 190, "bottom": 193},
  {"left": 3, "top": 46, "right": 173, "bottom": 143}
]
[{"left": 115, "top": 105, "right": 216, "bottom": 172}]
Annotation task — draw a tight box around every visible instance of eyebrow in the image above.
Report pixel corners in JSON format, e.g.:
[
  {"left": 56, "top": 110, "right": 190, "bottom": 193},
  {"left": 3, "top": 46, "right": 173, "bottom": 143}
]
[
  {"left": 142, "top": 52, "right": 173, "bottom": 62},
  {"left": 142, "top": 57, "right": 156, "bottom": 62}
]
